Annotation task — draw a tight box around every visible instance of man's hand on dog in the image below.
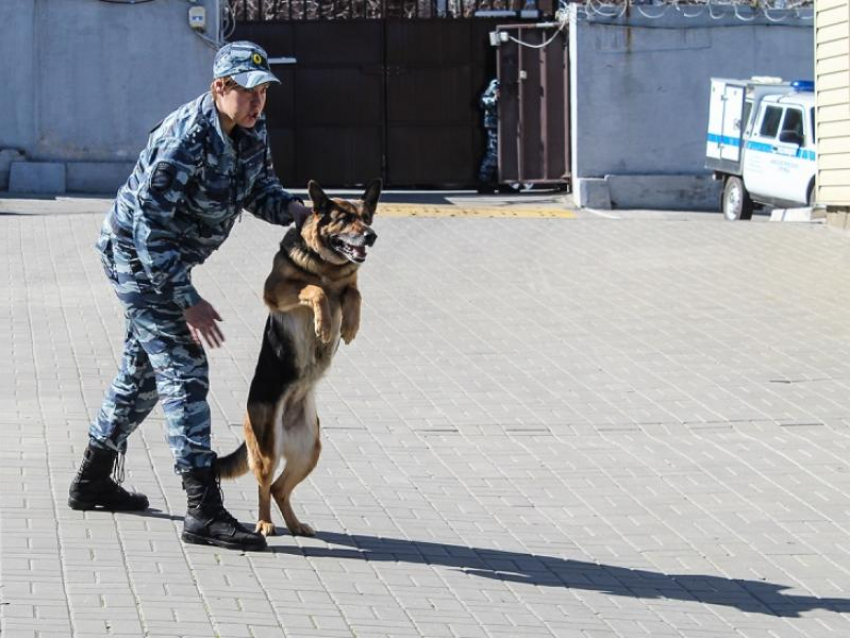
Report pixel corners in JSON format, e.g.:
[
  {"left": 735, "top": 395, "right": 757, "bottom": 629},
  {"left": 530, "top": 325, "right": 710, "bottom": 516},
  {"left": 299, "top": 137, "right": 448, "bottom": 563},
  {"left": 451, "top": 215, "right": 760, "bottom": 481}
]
[
  {"left": 289, "top": 200, "right": 312, "bottom": 229},
  {"left": 184, "top": 299, "right": 225, "bottom": 348}
]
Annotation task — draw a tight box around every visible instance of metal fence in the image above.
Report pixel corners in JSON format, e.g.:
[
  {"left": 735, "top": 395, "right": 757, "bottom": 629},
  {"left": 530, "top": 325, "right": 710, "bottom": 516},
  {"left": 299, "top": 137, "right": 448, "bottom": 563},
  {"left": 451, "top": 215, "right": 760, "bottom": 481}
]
[
  {"left": 231, "top": 0, "right": 552, "bottom": 20},
  {"left": 230, "top": 0, "right": 812, "bottom": 23}
]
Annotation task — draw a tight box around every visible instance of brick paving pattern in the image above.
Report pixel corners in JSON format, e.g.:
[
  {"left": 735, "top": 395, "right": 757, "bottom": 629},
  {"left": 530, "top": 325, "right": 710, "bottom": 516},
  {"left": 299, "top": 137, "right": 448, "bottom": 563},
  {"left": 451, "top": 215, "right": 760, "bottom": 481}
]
[{"left": 2, "top": 199, "right": 850, "bottom": 637}]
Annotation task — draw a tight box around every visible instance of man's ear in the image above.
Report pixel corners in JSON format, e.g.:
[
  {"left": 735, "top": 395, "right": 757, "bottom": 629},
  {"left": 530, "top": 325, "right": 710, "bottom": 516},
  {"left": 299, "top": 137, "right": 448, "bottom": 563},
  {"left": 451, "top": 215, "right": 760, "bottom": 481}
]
[
  {"left": 361, "top": 178, "right": 382, "bottom": 221},
  {"left": 308, "top": 180, "right": 330, "bottom": 213}
]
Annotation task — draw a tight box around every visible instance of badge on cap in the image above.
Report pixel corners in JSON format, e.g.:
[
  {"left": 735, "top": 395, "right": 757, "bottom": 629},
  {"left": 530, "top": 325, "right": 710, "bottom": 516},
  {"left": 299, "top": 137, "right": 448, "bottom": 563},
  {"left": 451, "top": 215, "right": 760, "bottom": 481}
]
[{"left": 253, "top": 53, "right": 263, "bottom": 65}]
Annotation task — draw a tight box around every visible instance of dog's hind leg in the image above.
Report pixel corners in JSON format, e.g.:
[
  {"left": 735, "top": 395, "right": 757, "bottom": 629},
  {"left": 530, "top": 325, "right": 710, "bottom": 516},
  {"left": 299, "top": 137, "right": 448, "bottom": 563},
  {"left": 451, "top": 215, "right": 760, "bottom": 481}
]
[
  {"left": 245, "top": 403, "right": 280, "bottom": 537},
  {"left": 255, "top": 482, "right": 275, "bottom": 537},
  {"left": 272, "top": 416, "right": 321, "bottom": 537}
]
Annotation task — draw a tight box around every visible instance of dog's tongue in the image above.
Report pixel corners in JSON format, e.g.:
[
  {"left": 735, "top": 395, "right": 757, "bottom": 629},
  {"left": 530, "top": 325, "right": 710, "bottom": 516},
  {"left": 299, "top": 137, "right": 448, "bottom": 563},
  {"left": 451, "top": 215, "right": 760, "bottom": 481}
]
[{"left": 352, "top": 246, "right": 366, "bottom": 260}]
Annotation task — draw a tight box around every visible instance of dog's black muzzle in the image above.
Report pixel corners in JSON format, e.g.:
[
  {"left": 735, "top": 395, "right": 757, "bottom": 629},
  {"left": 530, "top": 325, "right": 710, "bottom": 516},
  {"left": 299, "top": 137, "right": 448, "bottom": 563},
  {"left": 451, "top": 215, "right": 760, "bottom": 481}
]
[{"left": 364, "top": 228, "right": 377, "bottom": 247}]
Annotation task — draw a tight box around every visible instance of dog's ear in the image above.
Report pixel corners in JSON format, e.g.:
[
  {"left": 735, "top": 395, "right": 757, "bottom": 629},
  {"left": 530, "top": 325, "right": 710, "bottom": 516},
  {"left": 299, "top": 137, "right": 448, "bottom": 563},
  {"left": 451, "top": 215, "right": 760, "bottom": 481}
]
[
  {"left": 361, "top": 178, "right": 382, "bottom": 222},
  {"left": 308, "top": 180, "right": 330, "bottom": 214}
]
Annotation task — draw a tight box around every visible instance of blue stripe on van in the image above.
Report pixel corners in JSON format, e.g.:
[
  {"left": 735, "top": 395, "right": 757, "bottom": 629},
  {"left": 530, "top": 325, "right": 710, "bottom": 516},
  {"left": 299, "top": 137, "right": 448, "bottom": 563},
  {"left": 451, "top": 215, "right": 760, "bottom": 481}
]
[
  {"left": 707, "top": 133, "right": 741, "bottom": 147},
  {"left": 744, "top": 140, "right": 816, "bottom": 161}
]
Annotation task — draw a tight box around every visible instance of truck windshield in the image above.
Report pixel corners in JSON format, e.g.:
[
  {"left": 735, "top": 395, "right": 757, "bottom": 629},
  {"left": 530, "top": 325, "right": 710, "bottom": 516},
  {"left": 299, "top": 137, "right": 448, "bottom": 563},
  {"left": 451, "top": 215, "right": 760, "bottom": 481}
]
[
  {"left": 782, "top": 109, "right": 804, "bottom": 138},
  {"left": 760, "top": 106, "right": 783, "bottom": 138}
]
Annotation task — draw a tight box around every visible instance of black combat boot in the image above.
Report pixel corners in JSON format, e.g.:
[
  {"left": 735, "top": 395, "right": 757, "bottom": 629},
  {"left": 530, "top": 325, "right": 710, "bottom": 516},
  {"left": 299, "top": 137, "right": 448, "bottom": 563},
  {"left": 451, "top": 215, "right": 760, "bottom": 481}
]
[
  {"left": 68, "top": 443, "right": 150, "bottom": 511},
  {"left": 181, "top": 467, "right": 267, "bottom": 551}
]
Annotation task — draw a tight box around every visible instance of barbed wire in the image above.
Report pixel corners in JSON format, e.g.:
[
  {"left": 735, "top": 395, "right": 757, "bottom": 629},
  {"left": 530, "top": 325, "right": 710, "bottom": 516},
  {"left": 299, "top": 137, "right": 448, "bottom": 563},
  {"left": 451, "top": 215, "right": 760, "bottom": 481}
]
[{"left": 584, "top": 0, "right": 813, "bottom": 21}]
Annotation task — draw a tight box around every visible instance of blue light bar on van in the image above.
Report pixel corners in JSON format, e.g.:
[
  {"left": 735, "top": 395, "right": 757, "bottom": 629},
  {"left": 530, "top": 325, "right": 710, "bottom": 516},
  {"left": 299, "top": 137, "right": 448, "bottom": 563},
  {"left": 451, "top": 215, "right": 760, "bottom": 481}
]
[{"left": 791, "top": 80, "right": 814, "bottom": 92}]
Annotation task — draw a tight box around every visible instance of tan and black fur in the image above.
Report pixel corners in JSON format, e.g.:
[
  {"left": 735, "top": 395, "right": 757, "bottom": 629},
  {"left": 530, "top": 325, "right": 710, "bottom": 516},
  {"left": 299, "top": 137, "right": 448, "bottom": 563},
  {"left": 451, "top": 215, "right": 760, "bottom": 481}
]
[{"left": 217, "top": 179, "right": 381, "bottom": 537}]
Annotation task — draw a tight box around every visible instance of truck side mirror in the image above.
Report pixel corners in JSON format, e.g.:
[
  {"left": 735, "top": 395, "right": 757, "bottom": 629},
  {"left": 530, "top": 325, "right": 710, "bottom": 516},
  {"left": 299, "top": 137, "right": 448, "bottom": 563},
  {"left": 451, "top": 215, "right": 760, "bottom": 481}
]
[{"left": 779, "top": 131, "right": 803, "bottom": 146}]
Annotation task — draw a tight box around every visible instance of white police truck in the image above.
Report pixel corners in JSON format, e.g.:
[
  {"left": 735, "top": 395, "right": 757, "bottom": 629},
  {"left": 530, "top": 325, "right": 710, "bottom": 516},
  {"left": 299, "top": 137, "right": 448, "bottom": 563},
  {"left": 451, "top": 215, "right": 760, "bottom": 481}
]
[{"left": 705, "top": 77, "right": 816, "bottom": 221}]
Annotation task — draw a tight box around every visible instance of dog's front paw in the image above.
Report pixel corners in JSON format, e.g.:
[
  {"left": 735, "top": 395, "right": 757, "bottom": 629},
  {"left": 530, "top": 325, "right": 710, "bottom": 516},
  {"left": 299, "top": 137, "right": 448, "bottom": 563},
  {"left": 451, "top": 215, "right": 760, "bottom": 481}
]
[
  {"left": 314, "top": 319, "right": 332, "bottom": 344},
  {"left": 341, "top": 322, "right": 358, "bottom": 344},
  {"left": 255, "top": 520, "right": 277, "bottom": 537}
]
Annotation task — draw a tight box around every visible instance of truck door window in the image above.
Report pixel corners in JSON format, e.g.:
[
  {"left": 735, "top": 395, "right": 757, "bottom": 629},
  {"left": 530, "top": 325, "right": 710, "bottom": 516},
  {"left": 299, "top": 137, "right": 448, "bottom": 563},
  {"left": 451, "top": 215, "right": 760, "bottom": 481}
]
[
  {"left": 781, "top": 108, "right": 804, "bottom": 138},
  {"left": 759, "top": 106, "right": 783, "bottom": 138},
  {"left": 742, "top": 102, "right": 753, "bottom": 134}
]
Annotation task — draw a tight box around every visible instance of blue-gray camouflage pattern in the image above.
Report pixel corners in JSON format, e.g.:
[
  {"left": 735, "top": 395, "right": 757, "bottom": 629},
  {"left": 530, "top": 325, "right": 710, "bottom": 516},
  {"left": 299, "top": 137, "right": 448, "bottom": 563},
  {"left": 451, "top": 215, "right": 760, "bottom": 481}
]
[
  {"left": 90, "top": 89, "right": 297, "bottom": 472},
  {"left": 214, "top": 41, "right": 279, "bottom": 88},
  {"left": 90, "top": 252, "right": 213, "bottom": 471},
  {"left": 478, "top": 80, "right": 500, "bottom": 184},
  {"left": 481, "top": 79, "right": 499, "bottom": 130},
  {"left": 90, "top": 242, "right": 214, "bottom": 470},
  {"left": 97, "top": 91, "right": 297, "bottom": 309},
  {"left": 478, "top": 130, "right": 499, "bottom": 184}
]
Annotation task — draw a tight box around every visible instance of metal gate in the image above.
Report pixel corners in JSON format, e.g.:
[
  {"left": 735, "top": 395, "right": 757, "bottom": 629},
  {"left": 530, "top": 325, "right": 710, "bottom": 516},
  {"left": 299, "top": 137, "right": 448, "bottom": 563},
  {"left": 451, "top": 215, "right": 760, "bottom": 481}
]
[
  {"left": 496, "top": 24, "right": 569, "bottom": 185},
  {"left": 234, "top": 19, "right": 502, "bottom": 187}
]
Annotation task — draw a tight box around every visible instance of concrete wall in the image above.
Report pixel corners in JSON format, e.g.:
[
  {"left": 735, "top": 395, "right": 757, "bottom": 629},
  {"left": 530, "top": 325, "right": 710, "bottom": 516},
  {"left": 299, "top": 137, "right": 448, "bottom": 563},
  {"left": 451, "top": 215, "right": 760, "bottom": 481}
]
[
  {"left": 569, "top": 5, "right": 814, "bottom": 210},
  {"left": 0, "top": 0, "right": 219, "bottom": 193}
]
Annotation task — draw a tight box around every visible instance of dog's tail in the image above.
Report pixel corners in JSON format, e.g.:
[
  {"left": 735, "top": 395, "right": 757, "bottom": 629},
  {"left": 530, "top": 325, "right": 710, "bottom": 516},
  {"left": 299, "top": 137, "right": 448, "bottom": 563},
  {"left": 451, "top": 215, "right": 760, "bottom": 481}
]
[{"left": 216, "top": 442, "right": 250, "bottom": 479}]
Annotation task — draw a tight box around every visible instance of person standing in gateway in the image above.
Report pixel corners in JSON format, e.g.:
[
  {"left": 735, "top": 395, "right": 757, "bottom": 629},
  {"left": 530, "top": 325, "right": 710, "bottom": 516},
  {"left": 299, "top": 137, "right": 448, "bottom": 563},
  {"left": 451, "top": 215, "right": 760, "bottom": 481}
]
[
  {"left": 477, "top": 78, "right": 500, "bottom": 193},
  {"left": 68, "top": 41, "right": 310, "bottom": 552}
]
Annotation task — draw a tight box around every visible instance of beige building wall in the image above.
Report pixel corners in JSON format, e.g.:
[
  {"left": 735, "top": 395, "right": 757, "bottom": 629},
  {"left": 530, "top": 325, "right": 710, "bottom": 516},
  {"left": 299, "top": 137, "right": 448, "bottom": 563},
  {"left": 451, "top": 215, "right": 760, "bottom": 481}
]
[{"left": 816, "top": 0, "right": 850, "bottom": 214}]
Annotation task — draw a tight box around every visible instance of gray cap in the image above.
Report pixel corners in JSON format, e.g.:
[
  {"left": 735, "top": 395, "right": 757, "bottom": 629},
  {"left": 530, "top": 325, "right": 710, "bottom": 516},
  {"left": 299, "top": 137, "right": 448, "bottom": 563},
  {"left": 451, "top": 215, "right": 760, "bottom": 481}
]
[{"left": 214, "top": 41, "right": 280, "bottom": 89}]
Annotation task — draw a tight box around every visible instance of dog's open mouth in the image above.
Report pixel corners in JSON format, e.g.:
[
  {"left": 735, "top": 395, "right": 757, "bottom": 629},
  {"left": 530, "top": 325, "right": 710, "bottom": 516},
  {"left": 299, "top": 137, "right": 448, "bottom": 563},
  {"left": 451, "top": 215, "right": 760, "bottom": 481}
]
[{"left": 330, "top": 235, "right": 369, "bottom": 263}]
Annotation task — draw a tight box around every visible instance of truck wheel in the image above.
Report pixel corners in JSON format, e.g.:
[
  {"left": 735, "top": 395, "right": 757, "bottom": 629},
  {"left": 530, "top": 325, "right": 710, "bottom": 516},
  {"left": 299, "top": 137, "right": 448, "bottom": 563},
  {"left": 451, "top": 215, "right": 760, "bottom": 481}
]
[{"left": 723, "top": 176, "right": 753, "bottom": 221}]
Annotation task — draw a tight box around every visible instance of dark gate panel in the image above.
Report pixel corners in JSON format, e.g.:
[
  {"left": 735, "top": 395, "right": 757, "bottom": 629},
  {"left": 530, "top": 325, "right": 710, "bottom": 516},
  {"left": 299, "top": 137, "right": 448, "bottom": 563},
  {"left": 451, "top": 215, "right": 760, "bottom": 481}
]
[
  {"left": 235, "top": 21, "right": 383, "bottom": 187},
  {"left": 293, "top": 22, "right": 383, "bottom": 185},
  {"left": 497, "top": 25, "right": 569, "bottom": 185},
  {"left": 386, "top": 20, "right": 474, "bottom": 185},
  {"left": 383, "top": 19, "right": 501, "bottom": 185},
  {"left": 234, "top": 19, "right": 503, "bottom": 187}
]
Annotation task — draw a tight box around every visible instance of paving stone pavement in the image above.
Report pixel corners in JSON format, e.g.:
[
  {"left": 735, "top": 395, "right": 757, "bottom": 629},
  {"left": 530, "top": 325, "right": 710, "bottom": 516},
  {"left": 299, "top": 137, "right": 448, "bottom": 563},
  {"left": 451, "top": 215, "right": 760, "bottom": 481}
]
[{"left": 2, "top": 195, "right": 850, "bottom": 638}]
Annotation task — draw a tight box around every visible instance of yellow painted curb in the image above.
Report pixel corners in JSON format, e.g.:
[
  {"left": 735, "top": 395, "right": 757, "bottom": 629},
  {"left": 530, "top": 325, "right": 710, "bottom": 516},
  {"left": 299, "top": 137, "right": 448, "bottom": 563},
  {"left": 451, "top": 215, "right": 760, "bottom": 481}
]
[{"left": 378, "top": 203, "right": 577, "bottom": 219}]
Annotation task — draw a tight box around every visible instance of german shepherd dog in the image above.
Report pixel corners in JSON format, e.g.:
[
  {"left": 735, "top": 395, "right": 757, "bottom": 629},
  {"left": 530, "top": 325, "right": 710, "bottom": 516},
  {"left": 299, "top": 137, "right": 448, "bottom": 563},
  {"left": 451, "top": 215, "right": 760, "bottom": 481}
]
[{"left": 217, "top": 179, "right": 381, "bottom": 537}]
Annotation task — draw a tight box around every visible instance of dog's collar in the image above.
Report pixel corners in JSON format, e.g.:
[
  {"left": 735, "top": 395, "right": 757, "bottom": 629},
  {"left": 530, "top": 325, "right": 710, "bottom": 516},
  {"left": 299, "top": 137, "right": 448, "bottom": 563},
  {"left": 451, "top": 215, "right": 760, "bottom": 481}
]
[
  {"left": 286, "top": 245, "right": 358, "bottom": 280},
  {"left": 281, "top": 233, "right": 359, "bottom": 279},
  {"left": 282, "top": 228, "right": 359, "bottom": 279}
]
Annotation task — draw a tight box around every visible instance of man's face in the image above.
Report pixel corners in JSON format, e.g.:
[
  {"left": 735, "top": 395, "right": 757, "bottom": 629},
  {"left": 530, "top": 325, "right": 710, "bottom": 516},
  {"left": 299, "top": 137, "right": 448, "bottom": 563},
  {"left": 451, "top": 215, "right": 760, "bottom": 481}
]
[{"left": 218, "top": 82, "right": 269, "bottom": 129}]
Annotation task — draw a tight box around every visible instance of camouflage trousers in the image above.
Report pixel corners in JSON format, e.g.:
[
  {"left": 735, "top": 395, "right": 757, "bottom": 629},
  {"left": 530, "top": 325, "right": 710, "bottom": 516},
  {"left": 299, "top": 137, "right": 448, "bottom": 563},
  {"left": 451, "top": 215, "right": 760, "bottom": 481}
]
[
  {"left": 89, "top": 239, "right": 215, "bottom": 472},
  {"left": 478, "top": 129, "right": 498, "bottom": 184}
]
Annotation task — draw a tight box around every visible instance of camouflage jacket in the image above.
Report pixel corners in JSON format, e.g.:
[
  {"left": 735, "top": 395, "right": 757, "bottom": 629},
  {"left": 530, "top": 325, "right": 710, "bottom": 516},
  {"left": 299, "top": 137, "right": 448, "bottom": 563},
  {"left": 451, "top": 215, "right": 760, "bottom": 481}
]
[
  {"left": 480, "top": 80, "right": 499, "bottom": 130},
  {"left": 98, "top": 91, "right": 298, "bottom": 309}
]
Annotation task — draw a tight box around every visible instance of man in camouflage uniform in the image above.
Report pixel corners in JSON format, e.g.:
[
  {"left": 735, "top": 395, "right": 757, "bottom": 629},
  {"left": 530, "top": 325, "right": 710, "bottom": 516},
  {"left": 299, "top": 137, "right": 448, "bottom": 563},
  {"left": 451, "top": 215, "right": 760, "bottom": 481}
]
[
  {"left": 477, "top": 78, "right": 500, "bottom": 193},
  {"left": 68, "top": 41, "right": 309, "bottom": 552}
]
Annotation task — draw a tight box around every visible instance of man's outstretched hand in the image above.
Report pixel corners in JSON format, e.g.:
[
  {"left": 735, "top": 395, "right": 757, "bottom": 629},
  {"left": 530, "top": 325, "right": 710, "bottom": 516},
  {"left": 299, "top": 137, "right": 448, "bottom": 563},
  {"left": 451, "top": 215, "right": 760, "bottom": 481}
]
[
  {"left": 289, "top": 199, "right": 312, "bottom": 229},
  {"left": 184, "top": 299, "right": 225, "bottom": 349}
]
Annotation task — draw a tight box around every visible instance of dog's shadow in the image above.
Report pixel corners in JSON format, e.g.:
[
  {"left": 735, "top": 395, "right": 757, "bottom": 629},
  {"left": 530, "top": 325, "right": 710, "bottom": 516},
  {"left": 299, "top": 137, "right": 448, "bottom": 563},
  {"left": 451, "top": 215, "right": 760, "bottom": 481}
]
[{"left": 266, "top": 531, "right": 850, "bottom": 618}]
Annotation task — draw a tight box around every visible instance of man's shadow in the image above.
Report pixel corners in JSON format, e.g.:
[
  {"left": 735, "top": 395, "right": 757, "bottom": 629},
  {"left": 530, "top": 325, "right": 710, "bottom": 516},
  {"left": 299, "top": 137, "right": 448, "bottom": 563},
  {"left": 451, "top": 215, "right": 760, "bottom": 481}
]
[{"left": 265, "top": 531, "right": 850, "bottom": 618}]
